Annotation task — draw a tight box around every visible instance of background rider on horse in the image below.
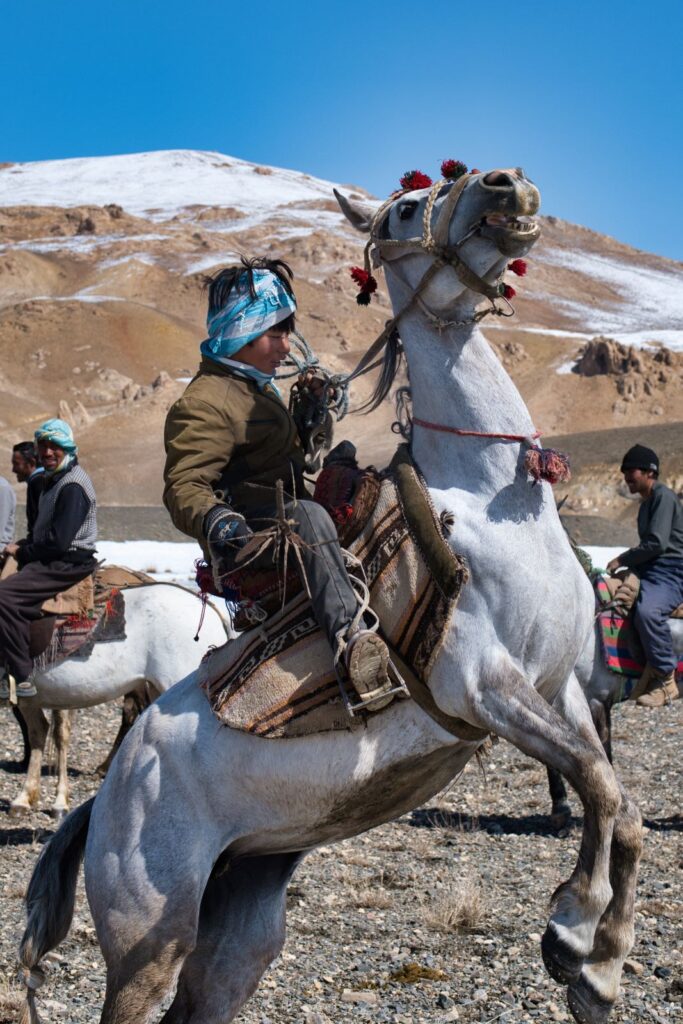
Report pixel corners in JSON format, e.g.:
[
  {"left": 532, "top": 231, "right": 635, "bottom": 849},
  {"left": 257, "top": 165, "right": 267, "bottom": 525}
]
[{"left": 0, "top": 419, "right": 98, "bottom": 699}]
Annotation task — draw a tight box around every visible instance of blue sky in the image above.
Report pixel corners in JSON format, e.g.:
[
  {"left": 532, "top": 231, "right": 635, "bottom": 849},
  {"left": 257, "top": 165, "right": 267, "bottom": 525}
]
[{"left": 2, "top": 0, "right": 681, "bottom": 259}]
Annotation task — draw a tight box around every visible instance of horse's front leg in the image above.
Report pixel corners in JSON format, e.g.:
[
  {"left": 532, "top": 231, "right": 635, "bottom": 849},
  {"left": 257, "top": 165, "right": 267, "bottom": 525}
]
[
  {"left": 464, "top": 669, "right": 622, "bottom": 1022},
  {"left": 51, "top": 710, "right": 73, "bottom": 821},
  {"left": 9, "top": 698, "right": 49, "bottom": 815}
]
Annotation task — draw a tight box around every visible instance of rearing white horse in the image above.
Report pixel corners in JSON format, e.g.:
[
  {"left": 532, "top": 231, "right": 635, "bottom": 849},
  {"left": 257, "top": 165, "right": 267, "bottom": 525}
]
[{"left": 18, "top": 168, "right": 641, "bottom": 1024}]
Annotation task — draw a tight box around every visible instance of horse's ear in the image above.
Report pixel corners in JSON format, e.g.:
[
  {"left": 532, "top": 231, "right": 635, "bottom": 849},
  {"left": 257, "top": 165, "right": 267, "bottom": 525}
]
[{"left": 333, "top": 188, "right": 377, "bottom": 233}]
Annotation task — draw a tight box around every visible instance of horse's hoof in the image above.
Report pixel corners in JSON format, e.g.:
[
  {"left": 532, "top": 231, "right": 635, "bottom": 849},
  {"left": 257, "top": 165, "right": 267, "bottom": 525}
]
[
  {"left": 51, "top": 807, "right": 67, "bottom": 823},
  {"left": 568, "top": 974, "right": 614, "bottom": 1024},
  {"left": 8, "top": 802, "right": 31, "bottom": 818},
  {"left": 542, "top": 926, "right": 584, "bottom": 984},
  {"left": 550, "top": 801, "right": 572, "bottom": 831}
]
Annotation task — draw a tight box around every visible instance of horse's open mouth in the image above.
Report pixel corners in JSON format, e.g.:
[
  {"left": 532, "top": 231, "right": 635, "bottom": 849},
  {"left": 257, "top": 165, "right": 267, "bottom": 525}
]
[{"left": 478, "top": 213, "right": 541, "bottom": 253}]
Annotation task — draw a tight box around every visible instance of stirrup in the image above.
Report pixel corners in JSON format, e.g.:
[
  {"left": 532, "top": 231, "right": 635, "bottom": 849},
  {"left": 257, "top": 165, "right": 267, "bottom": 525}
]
[{"left": 336, "top": 656, "right": 410, "bottom": 717}]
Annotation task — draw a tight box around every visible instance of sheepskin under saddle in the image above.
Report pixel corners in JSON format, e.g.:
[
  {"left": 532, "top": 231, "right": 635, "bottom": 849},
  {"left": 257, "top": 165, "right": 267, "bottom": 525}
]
[{"left": 201, "top": 443, "right": 472, "bottom": 739}]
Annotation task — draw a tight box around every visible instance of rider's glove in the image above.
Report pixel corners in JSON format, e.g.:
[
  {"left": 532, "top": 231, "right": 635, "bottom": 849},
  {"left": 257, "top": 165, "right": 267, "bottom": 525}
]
[{"left": 203, "top": 506, "right": 253, "bottom": 585}]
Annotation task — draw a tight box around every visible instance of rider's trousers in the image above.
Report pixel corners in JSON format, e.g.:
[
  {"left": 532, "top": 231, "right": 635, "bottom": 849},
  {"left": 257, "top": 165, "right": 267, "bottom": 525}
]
[
  {"left": 633, "top": 556, "right": 683, "bottom": 675},
  {"left": 243, "top": 499, "right": 360, "bottom": 653}
]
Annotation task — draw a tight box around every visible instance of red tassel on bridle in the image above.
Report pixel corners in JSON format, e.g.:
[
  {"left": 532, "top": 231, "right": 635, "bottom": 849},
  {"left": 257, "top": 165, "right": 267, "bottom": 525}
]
[
  {"left": 350, "top": 266, "right": 378, "bottom": 306},
  {"left": 524, "top": 446, "right": 571, "bottom": 485}
]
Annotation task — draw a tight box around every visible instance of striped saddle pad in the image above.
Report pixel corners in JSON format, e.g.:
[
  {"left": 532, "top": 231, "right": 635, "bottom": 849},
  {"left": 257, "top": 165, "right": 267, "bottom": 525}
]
[
  {"left": 202, "top": 460, "right": 468, "bottom": 739},
  {"left": 595, "top": 578, "right": 683, "bottom": 689}
]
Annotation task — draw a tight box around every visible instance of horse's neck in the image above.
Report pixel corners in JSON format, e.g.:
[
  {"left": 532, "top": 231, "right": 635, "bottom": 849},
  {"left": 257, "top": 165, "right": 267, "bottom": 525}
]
[{"left": 399, "top": 311, "right": 537, "bottom": 496}]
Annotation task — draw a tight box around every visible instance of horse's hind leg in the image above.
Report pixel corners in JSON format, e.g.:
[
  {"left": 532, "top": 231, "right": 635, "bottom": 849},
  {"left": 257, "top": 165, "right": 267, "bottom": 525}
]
[
  {"left": 546, "top": 765, "right": 572, "bottom": 829},
  {"left": 50, "top": 710, "right": 73, "bottom": 820},
  {"left": 160, "top": 852, "right": 303, "bottom": 1024}
]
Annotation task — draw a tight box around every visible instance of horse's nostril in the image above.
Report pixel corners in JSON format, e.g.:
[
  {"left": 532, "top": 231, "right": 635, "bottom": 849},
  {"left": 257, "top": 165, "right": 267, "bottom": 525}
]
[{"left": 483, "top": 171, "right": 514, "bottom": 188}]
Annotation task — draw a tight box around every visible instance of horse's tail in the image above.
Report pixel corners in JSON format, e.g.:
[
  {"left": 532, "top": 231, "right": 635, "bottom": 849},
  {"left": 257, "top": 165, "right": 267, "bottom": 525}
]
[{"left": 18, "top": 797, "right": 95, "bottom": 1024}]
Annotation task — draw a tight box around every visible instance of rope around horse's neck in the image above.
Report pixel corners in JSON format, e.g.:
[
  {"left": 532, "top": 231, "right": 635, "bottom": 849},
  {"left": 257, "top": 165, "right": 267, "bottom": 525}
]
[{"left": 412, "top": 419, "right": 541, "bottom": 444}]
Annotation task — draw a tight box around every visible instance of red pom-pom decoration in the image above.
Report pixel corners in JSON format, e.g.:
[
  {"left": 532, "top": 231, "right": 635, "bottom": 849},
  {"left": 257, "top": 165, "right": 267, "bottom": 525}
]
[
  {"left": 350, "top": 266, "right": 378, "bottom": 306},
  {"left": 500, "top": 283, "right": 516, "bottom": 300},
  {"left": 400, "top": 170, "right": 433, "bottom": 191},
  {"left": 440, "top": 159, "right": 468, "bottom": 181},
  {"left": 508, "top": 259, "right": 528, "bottom": 277},
  {"left": 470, "top": 168, "right": 481, "bottom": 174}
]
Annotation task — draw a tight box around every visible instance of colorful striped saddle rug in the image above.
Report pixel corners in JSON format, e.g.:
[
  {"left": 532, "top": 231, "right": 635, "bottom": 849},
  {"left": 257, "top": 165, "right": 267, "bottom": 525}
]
[
  {"left": 202, "top": 446, "right": 469, "bottom": 739},
  {"left": 595, "top": 576, "right": 683, "bottom": 697}
]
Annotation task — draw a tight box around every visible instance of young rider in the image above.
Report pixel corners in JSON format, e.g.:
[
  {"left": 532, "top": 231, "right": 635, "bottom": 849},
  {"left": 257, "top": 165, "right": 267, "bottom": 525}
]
[
  {"left": 163, "top": 256, "right": 393, "bottom": 709},
  {"left": 0, "top": 419, "right": 98, "bottom": 699}
]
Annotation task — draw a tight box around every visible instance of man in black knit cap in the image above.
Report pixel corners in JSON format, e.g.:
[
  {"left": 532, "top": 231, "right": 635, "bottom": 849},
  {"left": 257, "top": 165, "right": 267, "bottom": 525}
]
[{"left": 606, "top": 444, "right": 683, "bottom": 707}]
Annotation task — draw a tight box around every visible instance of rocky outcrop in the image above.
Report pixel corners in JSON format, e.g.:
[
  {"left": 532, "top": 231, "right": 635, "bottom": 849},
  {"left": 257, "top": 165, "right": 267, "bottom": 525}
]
[{"left": 574, "top": 337, "right": 682, "bottom": 413}]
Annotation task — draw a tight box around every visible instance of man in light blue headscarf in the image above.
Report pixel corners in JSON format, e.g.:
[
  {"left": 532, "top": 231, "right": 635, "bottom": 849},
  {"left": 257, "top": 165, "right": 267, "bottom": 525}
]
[
  {"left": 164, "top": 256, "right": 395, "bottom": 712},
  {"left": 0, "top": 418, "right": 98, "bottom": 699}
]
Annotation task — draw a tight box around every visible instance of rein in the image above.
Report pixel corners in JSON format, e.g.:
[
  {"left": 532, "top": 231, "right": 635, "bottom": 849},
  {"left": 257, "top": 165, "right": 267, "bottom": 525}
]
[{"left": 412, "top": 419, "right": 541, "bottom": 444}]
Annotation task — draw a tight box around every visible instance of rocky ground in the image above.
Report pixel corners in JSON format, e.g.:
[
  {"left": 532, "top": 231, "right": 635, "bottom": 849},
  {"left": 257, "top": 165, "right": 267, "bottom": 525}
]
[{"left": 0, "top": 695, "right": 680, "bottom": 1024}]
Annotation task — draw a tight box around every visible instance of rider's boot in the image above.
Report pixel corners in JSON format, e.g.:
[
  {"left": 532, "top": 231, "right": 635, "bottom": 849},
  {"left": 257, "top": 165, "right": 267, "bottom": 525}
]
[
  {"left": 344, "top": 630, "right": 395, "bottom": 711},
  {"left": 636, "top": 669, "right": 680, "bottom": 708}
]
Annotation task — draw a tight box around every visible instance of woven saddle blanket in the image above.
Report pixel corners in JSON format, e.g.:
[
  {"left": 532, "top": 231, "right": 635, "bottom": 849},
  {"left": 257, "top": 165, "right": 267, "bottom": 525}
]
[
  {"left": 202, "top": 447, "right": 469, "bottom": 738},
  {"left": 595, "top": 576, "right": 683, "bottom": 693},
  {"left": 31, "top": 565, "right": 156, "bottom": 672}
]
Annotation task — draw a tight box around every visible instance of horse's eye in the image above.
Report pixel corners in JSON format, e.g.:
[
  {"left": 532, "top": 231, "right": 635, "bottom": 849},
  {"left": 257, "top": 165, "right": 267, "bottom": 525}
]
[{"left": 398, "top": 201, "right": 418, "bottom": 221}]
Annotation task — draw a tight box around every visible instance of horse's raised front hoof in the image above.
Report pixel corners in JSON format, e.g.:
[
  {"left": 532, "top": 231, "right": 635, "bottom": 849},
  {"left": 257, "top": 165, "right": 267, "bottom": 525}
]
[
  {"left": 550, "top": 800, "right": 572, "bottom": 831},
  {"left": 542, "top": 925, "right": 584, "bottom": 984},
  {"left": 51, "top": 807, "right": 67, "bottom": 823},
  {"left": 567, "top": 974, "right": 614, "bottom": 1024}
]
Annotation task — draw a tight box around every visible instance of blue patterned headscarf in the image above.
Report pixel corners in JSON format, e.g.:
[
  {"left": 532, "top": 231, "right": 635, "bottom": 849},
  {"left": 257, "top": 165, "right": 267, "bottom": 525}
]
[
  {"left": 200, "top": 268, "right": 296, "bottom": 363},
  {"left": 34, "top": 418, "right": 78, "bottom": 454}
]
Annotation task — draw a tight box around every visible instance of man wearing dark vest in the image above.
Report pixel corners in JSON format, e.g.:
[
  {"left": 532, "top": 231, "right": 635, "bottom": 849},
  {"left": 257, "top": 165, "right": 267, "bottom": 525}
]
[
  {"left": 0, "top": 419, "right": 97, "bottom": 699},
  {"left": 606, "top": 444, "right": 683, "bottom": 707}
]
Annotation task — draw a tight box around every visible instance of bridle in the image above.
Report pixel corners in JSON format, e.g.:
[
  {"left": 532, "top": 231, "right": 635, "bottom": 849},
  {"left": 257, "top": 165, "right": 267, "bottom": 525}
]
[{"left": 344, "top": 173, "right": 515, "bottom": 385}]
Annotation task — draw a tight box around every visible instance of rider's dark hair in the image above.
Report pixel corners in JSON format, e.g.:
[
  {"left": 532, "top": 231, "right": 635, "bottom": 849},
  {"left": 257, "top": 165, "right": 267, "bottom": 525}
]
[
  {"left": 12, "top": 441, "right": 37, "bottom": 463},
  {"left": 204, "top": 256, "right": 296, "bottom": 334}
]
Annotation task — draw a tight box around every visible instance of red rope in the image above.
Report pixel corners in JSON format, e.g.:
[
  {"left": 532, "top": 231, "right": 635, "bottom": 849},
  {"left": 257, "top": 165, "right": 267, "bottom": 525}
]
[{"left": 413, "top": 417, "right": 541, "bottom": 443}]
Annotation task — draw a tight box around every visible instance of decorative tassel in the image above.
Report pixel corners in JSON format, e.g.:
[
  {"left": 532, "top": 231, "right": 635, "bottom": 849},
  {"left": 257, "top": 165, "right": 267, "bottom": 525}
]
[
  {"left": 500, "top": 283, "right": 516, "bottom": 300},
  {"left": 399, "top": 170, "right": 433, "bottom": 191},
  {"left": 350, "top": 266, "right": 378, "bottom": 305},
  {"left": 508, "top": 259, "right": 527, "bottom": 277},
  {"left": 440, "top": 159, "right": 468, "bottom": 181},
  {"left": 524, "top": 446, "right": 571, "bottom": 485},
  {"left": 470, "top": 167, "right": 481, "bottom": 174}
]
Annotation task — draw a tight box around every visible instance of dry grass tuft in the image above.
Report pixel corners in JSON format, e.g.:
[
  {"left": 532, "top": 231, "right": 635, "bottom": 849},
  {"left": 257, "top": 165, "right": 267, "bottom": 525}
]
[
  {"left": 425, "top": 877, "right": 487, "bottom": 933},
  {"left": 350, "top": 887, "right": 393, "bottom": 910},
  {"left": 0, "top": 976, "right": 25, "bottom": 1020}
]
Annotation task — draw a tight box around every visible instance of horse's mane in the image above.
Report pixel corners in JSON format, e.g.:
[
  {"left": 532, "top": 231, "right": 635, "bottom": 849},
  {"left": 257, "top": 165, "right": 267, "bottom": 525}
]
[{"left": 357, "top": 329, "right": 404, "bottom": 413}]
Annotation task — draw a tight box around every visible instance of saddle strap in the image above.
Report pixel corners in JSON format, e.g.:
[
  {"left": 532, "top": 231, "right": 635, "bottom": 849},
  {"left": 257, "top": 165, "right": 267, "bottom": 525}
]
[{"left": 390, "top": 647, "right": 488, "bottom": 743}]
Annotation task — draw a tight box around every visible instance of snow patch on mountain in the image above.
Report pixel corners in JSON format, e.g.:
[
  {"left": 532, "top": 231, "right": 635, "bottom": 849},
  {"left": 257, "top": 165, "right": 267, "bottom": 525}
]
[{"left": 0, "top": 149, "right": 352, "bottom": 222}]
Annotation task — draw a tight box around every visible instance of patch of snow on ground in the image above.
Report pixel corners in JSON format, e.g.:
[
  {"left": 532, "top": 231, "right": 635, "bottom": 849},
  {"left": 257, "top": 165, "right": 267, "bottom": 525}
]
[
  {"left": 96, "top": 540, "right": 201, "bottom": 584},
  {"left": 0, "top": 232, "right": 169, "bottom": 255}
]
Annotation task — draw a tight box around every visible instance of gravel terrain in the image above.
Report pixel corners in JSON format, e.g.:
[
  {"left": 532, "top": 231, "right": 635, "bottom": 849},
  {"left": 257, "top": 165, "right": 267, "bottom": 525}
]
[{"left": 0, "top": 696, "right": 681, "bottom": 1024}]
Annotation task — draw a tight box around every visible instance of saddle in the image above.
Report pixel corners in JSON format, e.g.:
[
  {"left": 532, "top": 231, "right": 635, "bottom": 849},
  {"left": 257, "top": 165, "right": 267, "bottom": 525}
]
[
  {"left": 29, "top": 565, "right": 156, "bottom": 668},
  {"left": 202, "top": 444, "right": 471, "bottom": 738}
]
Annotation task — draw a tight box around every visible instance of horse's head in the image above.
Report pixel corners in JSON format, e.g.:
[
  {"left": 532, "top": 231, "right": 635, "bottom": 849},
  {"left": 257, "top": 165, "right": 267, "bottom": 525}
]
[{"left": 335, "top": 168, "right": 540, "bottom": 320}]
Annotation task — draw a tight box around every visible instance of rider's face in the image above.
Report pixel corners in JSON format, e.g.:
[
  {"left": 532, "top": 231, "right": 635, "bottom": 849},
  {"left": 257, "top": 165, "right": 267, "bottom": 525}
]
[
  {"left": 623, "top": 468, "right": 654, "bottom": 495},
  {"left": 37, "top": 440, "right": 66, "bottom": 471},
  {"left": 234, "top": 329, "right": 291, "bottom": 376}
]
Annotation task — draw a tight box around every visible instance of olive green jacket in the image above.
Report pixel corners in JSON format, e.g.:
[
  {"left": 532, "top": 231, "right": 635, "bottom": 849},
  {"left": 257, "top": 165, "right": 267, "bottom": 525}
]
[{"left": 163, "top": 358, "right": 306, "bottom": 558}]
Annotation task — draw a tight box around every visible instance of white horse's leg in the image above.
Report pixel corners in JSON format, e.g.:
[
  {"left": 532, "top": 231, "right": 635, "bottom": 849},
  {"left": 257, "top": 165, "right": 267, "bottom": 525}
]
[
  {"left": 466, "top": 670, "right": 621, "bottom": 986},
  {"left": 10, "top": 699, "right": 49, "bottom": 815},
  {"left": 567, "top": 785, "right": 642, "bottom": 1024},
  {"left": 51, "top": 710, "right": 72, "bottom": 821},
  {"left": 160, "top": 852, "right": 303, "bottom": 1024}
]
